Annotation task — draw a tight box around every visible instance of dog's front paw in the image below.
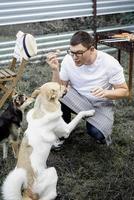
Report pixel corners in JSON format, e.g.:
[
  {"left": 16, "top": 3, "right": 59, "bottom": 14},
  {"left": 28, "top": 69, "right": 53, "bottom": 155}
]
[
  {"left": 86, "top": 109, "right": 95, "bottom": 116},
  {"left": 80, "top": 110, "right": 95, "bottom": 118}
]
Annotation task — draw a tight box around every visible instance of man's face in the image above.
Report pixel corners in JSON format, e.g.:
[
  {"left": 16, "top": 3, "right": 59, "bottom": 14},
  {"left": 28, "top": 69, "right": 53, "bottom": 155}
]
[{"left": 68, "top": 44, "right": 93, "bottom": 66}]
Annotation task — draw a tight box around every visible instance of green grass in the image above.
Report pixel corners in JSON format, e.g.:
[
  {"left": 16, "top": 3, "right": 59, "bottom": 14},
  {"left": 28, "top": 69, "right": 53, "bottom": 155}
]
[{"left": 0, "top": 56, "right": 134, "bottom": 200}]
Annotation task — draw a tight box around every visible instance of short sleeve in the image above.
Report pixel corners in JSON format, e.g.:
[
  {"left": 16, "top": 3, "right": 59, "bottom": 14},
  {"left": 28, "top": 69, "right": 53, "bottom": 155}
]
[{"left": 108, "top": 59, "right": 126, "bottom": 85}]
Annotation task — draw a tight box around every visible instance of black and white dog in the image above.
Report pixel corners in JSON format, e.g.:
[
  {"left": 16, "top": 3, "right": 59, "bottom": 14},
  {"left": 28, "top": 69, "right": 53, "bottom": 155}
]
[{"left": 0, "top": 94, "right": 34, "bottom": 159}]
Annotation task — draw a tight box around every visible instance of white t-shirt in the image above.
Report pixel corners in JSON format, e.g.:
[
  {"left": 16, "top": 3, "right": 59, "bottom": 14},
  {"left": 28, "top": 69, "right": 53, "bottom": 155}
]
[{"left": 60, "top": 50, "right": 125, "bottom": 101}]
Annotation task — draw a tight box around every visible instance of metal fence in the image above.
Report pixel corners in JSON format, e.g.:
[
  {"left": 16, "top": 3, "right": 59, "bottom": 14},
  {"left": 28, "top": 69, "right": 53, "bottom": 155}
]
[
  {"left": 0, "top": 0, "right": 93, "bottom": 26},
  {"left": 0, "top": 0, "right": 134, "bottom": 26},
  {"left": 0, "top": 24, "right": 134, "bottom": 64},
  {"left": 97, "top": 0, "right": 134, "bottom": 15}
]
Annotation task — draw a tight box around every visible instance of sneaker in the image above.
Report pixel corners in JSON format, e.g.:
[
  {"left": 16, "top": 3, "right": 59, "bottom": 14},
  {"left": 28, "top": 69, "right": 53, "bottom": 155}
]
[{"left": 96, "top": 139, "right": 106, "bottom": 144}]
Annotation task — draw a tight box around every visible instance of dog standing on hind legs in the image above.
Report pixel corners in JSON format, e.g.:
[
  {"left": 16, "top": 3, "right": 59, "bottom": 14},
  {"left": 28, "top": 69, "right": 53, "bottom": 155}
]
[{"left": 2, "top": 82, "right": 95, "bottom": 200}]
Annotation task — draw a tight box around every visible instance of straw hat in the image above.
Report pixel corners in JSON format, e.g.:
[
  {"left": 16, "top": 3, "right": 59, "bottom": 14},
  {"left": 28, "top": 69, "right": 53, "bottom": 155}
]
[{"left": 14, "top": 31, "right": 37, "bottom": 61}]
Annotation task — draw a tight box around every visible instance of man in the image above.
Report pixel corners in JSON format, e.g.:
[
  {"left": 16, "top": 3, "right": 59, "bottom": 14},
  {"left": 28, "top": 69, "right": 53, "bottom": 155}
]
[{"left": 46, "top": 31, "right": 129, "bottom": 145}]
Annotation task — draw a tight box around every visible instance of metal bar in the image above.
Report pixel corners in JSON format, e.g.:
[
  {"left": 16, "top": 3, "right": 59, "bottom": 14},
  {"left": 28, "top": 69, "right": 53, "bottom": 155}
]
[
  {"left": 128, "top": 52, "right": 134, "bottom": 98},
  {"left": 117, "top": 49, "right": 121, "bottom": 63},
  {"left": 92, "top": 0, "right": 97, "bottom": 48}
]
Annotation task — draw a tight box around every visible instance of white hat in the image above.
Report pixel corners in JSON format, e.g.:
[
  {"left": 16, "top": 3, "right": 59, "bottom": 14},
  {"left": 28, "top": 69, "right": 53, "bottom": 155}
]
[{"left": 14, "top": 31, "right": 37, "bottom": 61}]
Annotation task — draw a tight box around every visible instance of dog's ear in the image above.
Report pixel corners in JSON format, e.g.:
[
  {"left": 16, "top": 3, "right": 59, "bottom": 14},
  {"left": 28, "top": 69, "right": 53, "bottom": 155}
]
[
  {"left": 31, "top": 88, "right": 40, "bottom": 98},
  {"left": 12, "top": 90, "right": 18, "bottom": 99},
  {"left": 32, "top": 95, "right": 44, "bottom": 119},
  {"left": 48, "top": 89, "right": 57, "bottom": 100}
]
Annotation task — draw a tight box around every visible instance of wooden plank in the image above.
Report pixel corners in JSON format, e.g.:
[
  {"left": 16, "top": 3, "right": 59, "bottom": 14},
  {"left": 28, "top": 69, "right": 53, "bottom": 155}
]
[
  {"left": 4, "top": 69, "right": 16, "bottom": 77},
  {"left": 0, "top": 69, "right": 11, "bottom": 77},
  {"left": 0, "top": 71, "right": 5, "bottom": 78}
]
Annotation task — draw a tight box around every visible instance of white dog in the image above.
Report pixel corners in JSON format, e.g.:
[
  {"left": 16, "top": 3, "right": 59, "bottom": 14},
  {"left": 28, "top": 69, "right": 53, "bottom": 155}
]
[{"left": 2, "top": 82, "right": 95, "bottom": 200}]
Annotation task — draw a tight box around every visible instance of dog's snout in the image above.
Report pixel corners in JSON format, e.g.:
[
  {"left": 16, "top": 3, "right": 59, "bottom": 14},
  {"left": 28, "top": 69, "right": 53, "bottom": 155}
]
[
  {"left": 59, "top": 85, "right": 67, "bottom": 98},
  {"left": 13, "top": 94, "right": 28, "bottom": 107}
]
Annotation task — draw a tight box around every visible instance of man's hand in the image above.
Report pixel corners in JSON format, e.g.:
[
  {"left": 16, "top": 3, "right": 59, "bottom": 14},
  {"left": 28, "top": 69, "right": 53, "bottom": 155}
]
[
  {"left": 46, "top": 52, "right": 60, "bottom": 71},
  {"left": 91, "top": 87, "right": 106, "bottom": 98},
  {"left": 90, "top": 83, "right": 129, "bottom": 100}
]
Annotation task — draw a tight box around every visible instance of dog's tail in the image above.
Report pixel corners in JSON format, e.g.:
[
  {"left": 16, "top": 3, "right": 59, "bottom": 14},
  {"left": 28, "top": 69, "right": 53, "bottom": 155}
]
[{"left": 2, "top": 168, "right": 27, "bottom": 200}]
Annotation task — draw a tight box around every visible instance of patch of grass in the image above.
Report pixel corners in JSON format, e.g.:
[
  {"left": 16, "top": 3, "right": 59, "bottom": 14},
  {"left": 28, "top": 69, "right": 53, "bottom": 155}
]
[{"left": 0, "top": 54, "right": 134, "bottom": 200}]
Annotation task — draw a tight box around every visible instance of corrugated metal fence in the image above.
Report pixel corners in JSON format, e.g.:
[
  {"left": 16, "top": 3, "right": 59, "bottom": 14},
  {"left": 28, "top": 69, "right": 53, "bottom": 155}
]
[
  {"left": 1, "top": 24, "right": 134, "bottom": 65},
  {"left": 0, "top": 0, "right": 134, "bottom": 64},
  {"left": 0, "top": 0, "right": 92, "bottom": 26},
  {"left": 0, "top": 0, "right": 134, "bottom": 25},
  {"left": 97, "top": 0, "right": 134, "bottom": 15}
]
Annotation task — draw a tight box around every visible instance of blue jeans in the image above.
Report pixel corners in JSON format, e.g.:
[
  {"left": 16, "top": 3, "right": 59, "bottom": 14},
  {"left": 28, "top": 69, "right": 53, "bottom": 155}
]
[
  {"left": 86, "top": 123, "right": 105, "bottom": 143},
  {"left": 61, "top": 102, "right": 105, "bottom": 143}
]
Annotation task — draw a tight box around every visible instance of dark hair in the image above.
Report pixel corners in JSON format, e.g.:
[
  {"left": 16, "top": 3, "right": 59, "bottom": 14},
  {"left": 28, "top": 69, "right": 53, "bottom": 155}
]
[{"left": 70, "top": 31, "right": 94, "bottom": 48}]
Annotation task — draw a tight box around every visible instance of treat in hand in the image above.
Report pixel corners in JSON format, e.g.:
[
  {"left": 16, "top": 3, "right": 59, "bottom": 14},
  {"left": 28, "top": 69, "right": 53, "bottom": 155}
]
[{"left": 46, "top": 49, "right": 61, "bottom": 70}]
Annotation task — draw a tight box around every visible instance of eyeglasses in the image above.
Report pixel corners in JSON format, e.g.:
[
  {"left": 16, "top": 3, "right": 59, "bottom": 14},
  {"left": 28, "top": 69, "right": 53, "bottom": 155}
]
[{"left": 67, "top": 48, "right": 89, "bottom": 57}]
